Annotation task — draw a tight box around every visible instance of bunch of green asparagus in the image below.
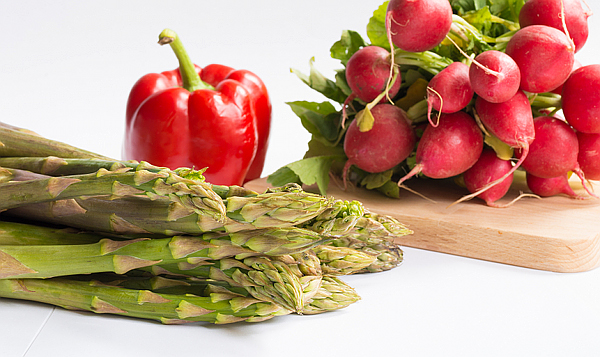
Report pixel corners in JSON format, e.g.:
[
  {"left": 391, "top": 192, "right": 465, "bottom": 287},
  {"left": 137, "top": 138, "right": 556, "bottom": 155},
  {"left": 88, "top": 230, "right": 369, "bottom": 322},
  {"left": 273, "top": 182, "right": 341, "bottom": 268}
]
[{"left": 0, "top": 122, "right": 412, "bottom": 324}]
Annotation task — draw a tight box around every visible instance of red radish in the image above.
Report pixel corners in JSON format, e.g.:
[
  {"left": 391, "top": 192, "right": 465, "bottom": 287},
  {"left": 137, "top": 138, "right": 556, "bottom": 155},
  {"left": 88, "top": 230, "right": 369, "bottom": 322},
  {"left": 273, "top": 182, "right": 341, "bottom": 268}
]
[
  {"left": 426, "top": 62, "right": 474, "bottom": 126},
  {"left": 516, "top": 116, "right": 579, "bottom": 178},
  {"left": 519, "top": 0, "right": 591, "bottom": 53},
  {"left": 562, "top": 64, "right": 600, "bottom": 133},
  {"left": 513, "top": 116, "right": 598, "bottom": 197},
  {"left": 345, "top": 46, "right": 400, "bottom": 103},
  {"left": 475, "top": 90, "right": 535, "bottom": 152},
  {"left": 462, "top": 148, "right": 514, "bottom": 207},
  {"left": 343, "top": 104, "right": 416, "bottom": 184},
  {"left": 505, "top": 25, "right": 575, "bottom": 93},
  {"left": 463, "top": 91, "right": 534, "bottom": 200},
  {"left": 577, "top": 131, "right": 600, "bottom": 180},
  {"left": 386, "top": 0, "right": 453, "bottom": 53},
  {"left": 397, "top": 111, "right": 483, "bottom": 185},
  {"left": 552, "top": 59, "right": 582, "bottom": 94},
  {"left": 526, "top": 172, "right": 584, "bottom": 199},
  {"left": 468, "top": 50, "right": 521, "bottom": 103}
]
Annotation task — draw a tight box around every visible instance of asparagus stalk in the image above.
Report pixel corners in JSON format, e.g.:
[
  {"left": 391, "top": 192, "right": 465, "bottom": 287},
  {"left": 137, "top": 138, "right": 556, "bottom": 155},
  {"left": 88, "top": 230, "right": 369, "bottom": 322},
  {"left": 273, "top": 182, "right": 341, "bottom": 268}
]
[
  {"left": 0, "top": 271, "right": 361, "bottom": 322},
  {"left": 327, "top": 212, "right": 410, "bottom": 273},
  {"left": 331, "top": 237, "right": 404, "bottom": 273},
  {"left": 0, "top": 222, "right": 329, "bottom": 279},
  {"left": 5, "top": 187, "right": 334, "bottom": 237},
  {"left": 299, "top": 198, "right": 366, "bottom": 237},
  {"left": 146, "top": 255, "right": 322, "bottom": 313},
  {"left": 1, "top": 162, "right": 335, "bottom": 235},
  {"left": 311, "top": 245, "right": 378, "bottom": 276},
  {"left": 273, "top": 248, "right": 363, "bottom": 311},
  {"left": 1, "top": 158, "right": 397, "bottom": 241},
  {"left": 2, "top": 170, "right": 406, "bottom": 273},
  {"left": 0, "top": 157, "right": 408, "bottom": 239},
  {"left": 0, "top": 156, "right": 260, "bottom": 201},
  {"left": 288, "top": 249, "right": 322, "bottom": 277},
  {"left": 0, "top": 156, "right": 139, "bottom": 176},
  {"left": 0, "top": 124, "right": 112, "bottom": 160},
  {"left": 0, "top": 227, "right": 324, "bottom": 313},
  {"left": 0, "top": 277, "right": 290, "bottom": 324},
  {"left": 0, "top": 122, "right": 41, "bottom": 136},
  {"left": 109, "top": 273, "right": 360, "bottom": 315},
  {"left": 0, "top": 166, "right": 227, "bottom": 223},
  {"left": 367, "top": 212, "right": 414, "bottom": 239},
  {"left": 301, "top": 276, "right": 361, "bottom": 315},
  {"left": 223, "top": 186, "right": 333, "bottom": 231},
  {"left": 0, "top": 156, "right": 261, "bottom": 201},
  {"left": 5, "top": 196, "right": 215, "bottom": 236},
  {"left": 0, "top": 219, "right": 101, "bottom": 245}
]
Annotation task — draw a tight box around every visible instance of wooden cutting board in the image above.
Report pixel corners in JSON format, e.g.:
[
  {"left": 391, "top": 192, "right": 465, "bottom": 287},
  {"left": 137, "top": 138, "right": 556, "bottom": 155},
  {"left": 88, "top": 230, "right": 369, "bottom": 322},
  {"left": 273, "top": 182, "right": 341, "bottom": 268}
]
[{"left": 245, "top": 176, "right": 600, "bottom": 273}]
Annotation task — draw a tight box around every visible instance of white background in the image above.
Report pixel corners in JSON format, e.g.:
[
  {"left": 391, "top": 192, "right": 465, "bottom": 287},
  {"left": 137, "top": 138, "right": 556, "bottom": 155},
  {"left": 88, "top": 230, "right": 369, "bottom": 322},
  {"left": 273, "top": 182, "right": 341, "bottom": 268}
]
[{"left": 1, "top": 1, "right": 600, "bottom": 356}]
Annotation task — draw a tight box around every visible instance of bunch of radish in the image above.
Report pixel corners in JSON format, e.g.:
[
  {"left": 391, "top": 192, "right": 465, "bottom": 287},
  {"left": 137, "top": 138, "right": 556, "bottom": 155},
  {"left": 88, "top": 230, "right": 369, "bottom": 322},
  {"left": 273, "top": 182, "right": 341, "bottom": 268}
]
[{"left": 335, "top": 0, "right": 599, "bottom": 207}]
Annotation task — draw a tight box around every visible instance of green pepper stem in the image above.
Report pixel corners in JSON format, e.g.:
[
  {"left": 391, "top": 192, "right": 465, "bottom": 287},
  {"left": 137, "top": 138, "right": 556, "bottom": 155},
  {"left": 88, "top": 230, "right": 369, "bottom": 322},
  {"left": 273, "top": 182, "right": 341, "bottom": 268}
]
[{"left": 158, "top": 28, "right": 213, "bottom": 92}]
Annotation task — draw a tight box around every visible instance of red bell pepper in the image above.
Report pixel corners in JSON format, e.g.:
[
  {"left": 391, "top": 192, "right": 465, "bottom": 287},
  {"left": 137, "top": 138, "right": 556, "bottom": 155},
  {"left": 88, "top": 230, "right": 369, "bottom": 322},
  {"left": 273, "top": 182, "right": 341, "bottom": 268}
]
[
  {"left": 200, "top": 64, "right": 271, "bottom": 182},
  {"left": 123, "top": 29, "right": 271, "bottom": 186}
]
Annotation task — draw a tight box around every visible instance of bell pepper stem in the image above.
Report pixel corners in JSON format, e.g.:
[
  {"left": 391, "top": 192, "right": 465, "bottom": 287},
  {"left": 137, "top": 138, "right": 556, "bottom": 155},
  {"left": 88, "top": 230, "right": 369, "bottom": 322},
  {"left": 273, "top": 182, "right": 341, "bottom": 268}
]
[{"left": 158, "top": 28, "right": 213, "bottom": 92}]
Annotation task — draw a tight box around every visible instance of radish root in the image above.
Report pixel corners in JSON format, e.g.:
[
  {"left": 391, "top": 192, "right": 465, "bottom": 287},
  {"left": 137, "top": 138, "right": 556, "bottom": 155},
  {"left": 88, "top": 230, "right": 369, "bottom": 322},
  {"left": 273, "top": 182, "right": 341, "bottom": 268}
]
[
  {"left": 581, "top": 0, "right": 593, "bottom": 17},
  {"left": 385, "top": 11, "right": 401, "bottom": 105},
  {"left": 341, "top": 159, "right": 354, "bottom": 190},
  {"left": 445, "top": 35, "right": 502, "bottom": 78},
  {"left": 481, "top": 192, "right": 541, "bottom": 208},
  {"left": 397, "top": 163, "right": 423, "bottom": 186},
  {"left": 559, "top": 0, "right": 577, "bottom": 52},
  {"left": 573, "top": 165, "right": 599, "bottom": 198},
  {"left": 449, "top": 146, "right": 529, "bottom": 207},
  {"left": 426, "top": 86, "right": 443, "bottom": 127},
  {"left": 472, "top": 109, "right": 493, "bottom": 137},
  {"left": 385, "top": 11, "right": 400, "bottom": 105},
  {"left": 340, "top": 93, "right": 357, "bottom": 129},
  {"left": 398, "top": 183, "right": 438, "bottom": 203}
]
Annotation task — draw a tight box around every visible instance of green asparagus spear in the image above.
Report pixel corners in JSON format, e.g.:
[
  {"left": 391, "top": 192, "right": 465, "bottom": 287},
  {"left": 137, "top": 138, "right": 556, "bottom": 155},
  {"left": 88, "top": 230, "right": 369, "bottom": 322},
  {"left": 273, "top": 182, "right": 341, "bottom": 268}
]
[
  {"left": 5, "top": 196, "right": 215, "bottom": 236},
  {"left": 0, "top": 224, "right": 325, "bottom": 313},
  {"left": 0, "top": 157, "right": 342, "bottom": 230},
  {"left": 0, "top": 156, "right": 260, "bottom": 201},
  {"left": 330, "top": 237, "right": 404, "bottom": 273},
  {"left": 0, "top": 277, "right": 290, "bottom": 324},
  {"left": 326, "top": 212, "right": 410, "bottom": 273},
  {"left": 2, "top": 166, "right": 406, "bottom": 273},
  {"left": 0, "top": 222, "right": 329, "bottom": 279},
  {"left": 311, "top": 245, "right": 378, "bottom": 276},
  {"left": 0, "top": 158, "right": 399, "bottom": 241},
  {"left": 103, "top": 272, "right": 360, "bottom": 315},
  {"left": 0, "top": 156, "right": 138, "bottom": 176},
  {"left": 0, "top": 219, "right": 101, "bottom": 245},
  {"left": 146, "top": 255, "right": 322, "bottom": 313},
  {"left": 299, "top": 199, "right": 365, "bottom": 237},
  {"left": 275, "top": 251, "right": 362, "bottom": 311},
  {"left": 0, "top": 158, "right": 335, "bottom": 235},
  {"left": 302, "top": 276, "right": 361, "bottom": 315},
  {"left": 269, "top": 251, "right": 361, "bottom": 311},
  {"left": 0, "top": 125, "right": 112, "bottom": 160},
  {"left": 1, "top": 161, "right": 407, "bottom": 273},
  {"left": 0, "top": 166, "right": 227, "bottom": 223},
  {"left": 5, "top": 184, "right": 334, "bottom": 236}
]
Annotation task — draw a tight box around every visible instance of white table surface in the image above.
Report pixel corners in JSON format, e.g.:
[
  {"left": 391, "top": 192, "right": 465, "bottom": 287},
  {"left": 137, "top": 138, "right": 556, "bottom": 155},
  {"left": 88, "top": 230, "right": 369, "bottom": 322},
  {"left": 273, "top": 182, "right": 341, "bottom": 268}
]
[{"left": 1, "top": 1, "right": 600, "bottom": 356}]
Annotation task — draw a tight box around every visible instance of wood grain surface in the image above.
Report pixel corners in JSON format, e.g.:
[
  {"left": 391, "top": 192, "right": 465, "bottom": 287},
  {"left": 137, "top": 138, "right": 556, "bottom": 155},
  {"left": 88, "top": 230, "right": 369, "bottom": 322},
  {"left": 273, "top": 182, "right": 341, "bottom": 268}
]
[{"left": 245, "top": 176, "right": 600, "bottom": 273}]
